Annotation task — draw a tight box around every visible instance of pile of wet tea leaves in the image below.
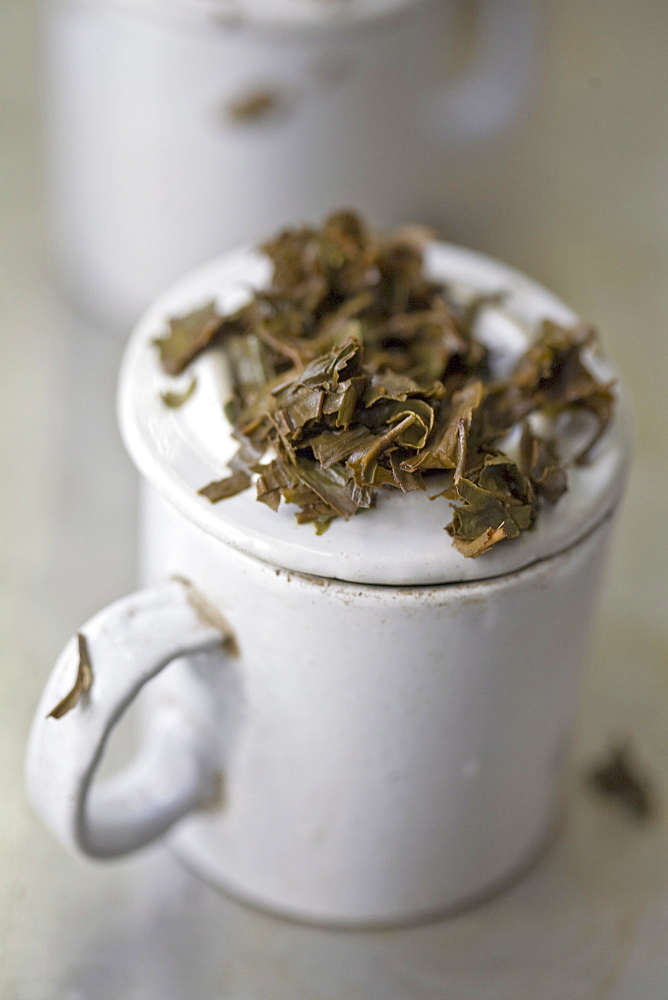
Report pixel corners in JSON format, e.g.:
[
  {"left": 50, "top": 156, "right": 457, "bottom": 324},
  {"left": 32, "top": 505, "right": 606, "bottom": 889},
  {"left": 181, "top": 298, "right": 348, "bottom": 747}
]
[{"left": 154, "top": 211, "right": 615, "bottom": 557}]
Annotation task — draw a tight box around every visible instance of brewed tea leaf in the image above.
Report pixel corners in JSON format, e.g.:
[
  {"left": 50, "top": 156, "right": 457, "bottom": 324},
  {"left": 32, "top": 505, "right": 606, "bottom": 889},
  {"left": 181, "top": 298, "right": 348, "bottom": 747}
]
[
  {"left": 520, "top": 424, "right": 568, "bottom": 504},
  {"left": 198, "top": 469, "right": 252, "bottom": 503},
  {"left": 154, "top": 301, "right": 222, "bottom": 375},
  {"left": 160, "top": 376, "right": 198, "bottom": 409},
  {"left": 47, "top": 633, "right": 93, "bottom": 720},
  {"left": 447, "top": 454, "right": 535, "bottom": 554},
  {"left": 451, "top": 524, "right": 508, "bottom": 558}
]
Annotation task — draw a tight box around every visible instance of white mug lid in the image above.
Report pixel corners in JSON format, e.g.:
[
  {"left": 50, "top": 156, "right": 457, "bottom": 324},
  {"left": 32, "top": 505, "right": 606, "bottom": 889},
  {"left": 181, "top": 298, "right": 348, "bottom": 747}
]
[{"left": 118, "top": 242, "right": 632, "bottom": 585}]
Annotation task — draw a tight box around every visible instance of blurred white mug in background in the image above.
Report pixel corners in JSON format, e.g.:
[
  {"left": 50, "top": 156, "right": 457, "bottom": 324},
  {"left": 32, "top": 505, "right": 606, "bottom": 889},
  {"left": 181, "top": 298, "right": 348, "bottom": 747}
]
[{"left": 44, "top": 0, "right": 539, "bottom": 333}]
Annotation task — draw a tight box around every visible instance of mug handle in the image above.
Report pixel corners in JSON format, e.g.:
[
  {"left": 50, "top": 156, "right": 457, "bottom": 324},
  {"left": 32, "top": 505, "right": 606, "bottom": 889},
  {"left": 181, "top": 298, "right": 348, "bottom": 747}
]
[
  {"left": 423, "top": 0, "right": 540, "bottom": 145},
  {"left": 25, "top": 579, "right": 230, "bottom": 858}
]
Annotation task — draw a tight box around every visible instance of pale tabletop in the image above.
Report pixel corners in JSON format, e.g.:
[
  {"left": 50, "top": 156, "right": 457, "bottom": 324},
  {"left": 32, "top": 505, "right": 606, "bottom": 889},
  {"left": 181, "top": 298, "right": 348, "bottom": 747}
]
[{"left": 1, "top": 1, "right": 666, "bottom": 998}]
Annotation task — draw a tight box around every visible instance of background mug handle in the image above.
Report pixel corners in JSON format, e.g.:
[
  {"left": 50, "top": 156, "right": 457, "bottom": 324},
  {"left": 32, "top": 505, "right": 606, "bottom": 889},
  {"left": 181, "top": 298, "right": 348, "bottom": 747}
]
[
  {"left": 423, "top": 0, "right": 541, "bottom": 145},
  {"left": 25, "top": 579, "right": 230, "bottom": 858}
]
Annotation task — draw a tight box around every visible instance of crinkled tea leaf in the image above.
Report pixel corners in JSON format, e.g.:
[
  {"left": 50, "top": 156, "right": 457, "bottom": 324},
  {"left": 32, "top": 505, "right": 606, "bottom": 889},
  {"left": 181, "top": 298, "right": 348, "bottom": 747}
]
[
  {"left": 309, "top": 426, "right": 374, "bottom": 468},
  {"left": 256, "top": 458, "right": 295, "bottom": 511},
  {"left": 47, "top": 633, "right": 93, "bottom": 719},
  {"left": 292, "top": 458, "right": 362, "bottom": 518},
  {"left": 199, "top": 469, "right": 252, "bottom": 502},
  {"left": 360, "top": 398, "right": 434, "bottom": 449},
  {"left": 401, "top": 381, "right": 484, "bottom": 476},
  {"left": 153, "top": 211, "right": 616, "bottom": 557},
  {"left": 286, "top": 335, "right": 362, "bottom": 393},
  {"left": 512, "top": 320, "right": 616, "bottom": 462},
  {"left": 450, "top": 524, "right": 508, "bottom": 559},
  {"left": 447, "top": 453, "right": 536, "bottom": 556},
  {"left": 347, "top": 415, "right": 420, "bottom": 488},
  {"left": 154, "top": 302, "right": 223, "bottom": 375},
  {"left": 154, "top": 301, "right": 223, "bottom": 376},
  {"left": 363, "top": 370, "right": 426, "bottom": 406},
  {"left": 520, "top": 423, "right": 568, "bottom": 504},
  {"left": 389, "top": 452, "right": 426, "bottom": 493},
  {"left": 477, "top": 453, "right": 535, "bottom": 508},
  {"left": 322, "top": 376, "right": 366, "bottom": 428},
  {"left": 318, "top": 210, "right": 378, "bottom": 296}
]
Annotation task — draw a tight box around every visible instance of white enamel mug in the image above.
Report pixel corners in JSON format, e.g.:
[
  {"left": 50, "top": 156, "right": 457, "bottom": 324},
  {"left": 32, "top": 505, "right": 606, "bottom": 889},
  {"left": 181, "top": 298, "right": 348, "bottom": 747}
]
[
  {"left": 44, "top": 0, "right": 539, "bottom": 331},
  {"left": 26, "top": 243, "right": 632, "bottom": 926}
]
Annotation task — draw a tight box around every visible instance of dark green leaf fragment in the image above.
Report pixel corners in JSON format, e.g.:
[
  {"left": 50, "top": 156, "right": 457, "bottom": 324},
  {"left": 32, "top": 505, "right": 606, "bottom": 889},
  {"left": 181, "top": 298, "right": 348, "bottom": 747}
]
[
  {"left": 401, "top": 381, "right": 483, "bottom": 474},
  {"left": 47, "top": 633, "right": 93, "bottom": 719},
  {"left": 322, "top": 376, "right": 367, "bottom": 428},
  {"left": 347, "top": 416, "right": 419, "bottom": 488},
  {"left": 309, "top": 426, "right": 375, "bottom": 468},
  {"left": 160, "top": 376, "right": 198, "bottom": 409},
  {"left": 198, "top": 468, "right": 252, "bottom": 503},
  {"left": 363, "top": 370, "right": 424, "bottom": 406},
  {"left": 520, "top": 423, "right": 568, "bottom": 504},
  {"left": 446, "top": 452, "right": 535, "bottom": 556},
  {"left": 360, "top": 398, "right": 434, "bottom": 449},
  {"left": 511, "top": 320, "right": 616, "bottom": 462},
  {"left": 274, "top": 386, "right": 325, "bottom": 435},
  {"left": 389, "top": 452, "right": 426, "bottom": 492},
  {"left": 222, "top": 333, "right": 272, "bottom": 405},
  {"left": 198, "top": 440, "right": 260, "bottom": 503},
  {"left": 292, "top": 458, "right": 360, "bottom": 518},
  {"left": 154, "top": 301, "right": 223, "bottom": 376},
  {"left": 261, "top": 225, "right": 320, "bottom": 293},
  {"left": 289, "top": 336, "right": 362, "bottom": 392},
  {"left": 317, "top": 210, "right": 378, "bottom": 296},
  {"left": 256, "top": 458, "right": 296, "bottom": 511}
]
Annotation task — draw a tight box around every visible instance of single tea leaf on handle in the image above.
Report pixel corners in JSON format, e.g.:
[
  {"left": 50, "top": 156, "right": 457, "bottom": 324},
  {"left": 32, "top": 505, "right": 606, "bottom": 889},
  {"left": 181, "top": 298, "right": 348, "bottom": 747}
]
[
  {"left": 47, "top": 633, "right": 94, "bottom": 719},
  {"left": 160, "top": 376, "right": 198, "bottom": 409}
]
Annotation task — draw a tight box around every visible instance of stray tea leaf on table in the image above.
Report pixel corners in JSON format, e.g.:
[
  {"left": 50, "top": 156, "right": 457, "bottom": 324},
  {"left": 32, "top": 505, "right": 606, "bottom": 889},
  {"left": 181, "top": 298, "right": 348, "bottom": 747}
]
[{"left": 588, "top": 744, "right": 656, "bottom": 822}]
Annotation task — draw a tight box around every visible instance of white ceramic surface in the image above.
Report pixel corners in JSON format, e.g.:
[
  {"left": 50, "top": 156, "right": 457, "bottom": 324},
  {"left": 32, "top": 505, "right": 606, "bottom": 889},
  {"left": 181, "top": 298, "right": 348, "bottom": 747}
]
[
  {"left": 26, "top": 241, "right": 632, "bottom": 925},
  {"left": 44, "top": 0, "right": 538, "bottom": 330}
]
